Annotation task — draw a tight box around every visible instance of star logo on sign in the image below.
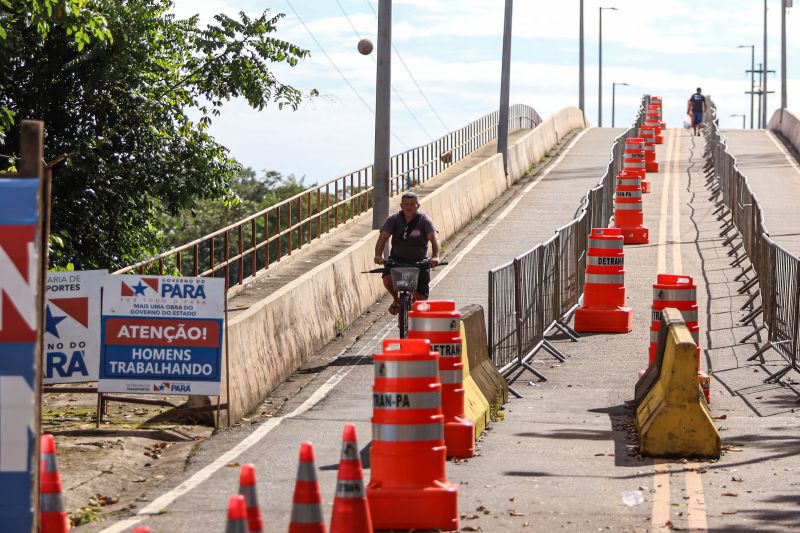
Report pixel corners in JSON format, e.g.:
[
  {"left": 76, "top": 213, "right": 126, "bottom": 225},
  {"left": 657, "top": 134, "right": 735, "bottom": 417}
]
[
  {"left": 132, "top": 281, "right": 148, "bottom": 296},
  {"left": 45, "top": 305, "right": 67, "bottom": 338}
]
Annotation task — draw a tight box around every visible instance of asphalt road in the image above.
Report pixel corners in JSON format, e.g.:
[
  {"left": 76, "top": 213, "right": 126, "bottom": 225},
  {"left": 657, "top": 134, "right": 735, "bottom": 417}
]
[{"left": 90, "top": 126, "right": 800, "bottom": 533}]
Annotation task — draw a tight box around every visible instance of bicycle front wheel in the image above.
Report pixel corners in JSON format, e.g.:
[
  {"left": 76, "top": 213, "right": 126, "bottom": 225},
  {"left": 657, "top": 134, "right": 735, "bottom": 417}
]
[{"left": 398, "top": 292, "right": 410, "bottom": 339}]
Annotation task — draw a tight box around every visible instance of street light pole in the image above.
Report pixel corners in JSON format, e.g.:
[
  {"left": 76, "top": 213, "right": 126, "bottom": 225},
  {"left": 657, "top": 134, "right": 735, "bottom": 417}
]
[
  {"left": 598, "top": 7, "right": 617, "bottom": 127},
  {"left": 763, "top": 0, "right": 768, "bottom": 128},
  {"left": 612, "top": 82, "right": 628, "bottom": 127},
  {"left": 781, "top": 0, "right": 791, "bottom": 121},
  {"left": 372, "top": 0, "right": 391, "bottom": 229},
  {"left": 730, "top": 114, "right": 746, "bottom": 129},
  {"left": 757, "top": 62, "right": 763, "bottom": 128},
  {"left": 579, "top": 0, "right": 585, "bottom": 113},
  {"left": 497, "top": 0, "right": 513, "bottom": 175},
  {"left": 738, "top": 45, "right": 755, "bottom": 128}
]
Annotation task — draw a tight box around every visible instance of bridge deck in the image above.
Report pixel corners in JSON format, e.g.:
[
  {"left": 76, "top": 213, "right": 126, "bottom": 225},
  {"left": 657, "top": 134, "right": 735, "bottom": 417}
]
[
  {"left": 721, "top": 129, "right": 800, "bottom": 255},
  {"left": 96, "top": 127, "right": 800, "bottom": 533}
]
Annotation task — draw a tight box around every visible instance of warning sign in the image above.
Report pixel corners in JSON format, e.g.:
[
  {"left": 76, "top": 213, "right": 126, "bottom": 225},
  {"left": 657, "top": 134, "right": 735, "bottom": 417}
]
[
  {"left": 44, "top": 270, "right": 105, "bottom": 384},
  {"left": 99, "top": 276, "right": 225, "bottom": 395}
]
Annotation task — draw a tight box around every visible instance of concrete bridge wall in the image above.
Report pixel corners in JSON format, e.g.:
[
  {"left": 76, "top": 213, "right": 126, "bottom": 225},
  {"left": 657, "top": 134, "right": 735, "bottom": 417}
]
[
  {"left": 768, "top": 108, "right": 800, "bottom": 152},
  {"left": 221, "top": 106, "right": 587, "bottom": 423}
]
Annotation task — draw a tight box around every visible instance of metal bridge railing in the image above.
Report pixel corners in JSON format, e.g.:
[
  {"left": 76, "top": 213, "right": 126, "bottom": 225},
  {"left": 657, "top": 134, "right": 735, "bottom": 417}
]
[
  {"left": 115, "top": 104, "right": 543, "bottom": 286},
  {"left": 705, "top": 103, "right": 800, "bottom": 382},
  {"left": 488, "top": 97, "right": 649, "bottom": 391}
]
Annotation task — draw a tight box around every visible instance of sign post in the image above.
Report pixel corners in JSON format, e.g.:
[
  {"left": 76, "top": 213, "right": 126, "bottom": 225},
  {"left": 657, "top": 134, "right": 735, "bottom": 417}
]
[{"left": 0, "top": 120, "right": 46, "bottom": 533}]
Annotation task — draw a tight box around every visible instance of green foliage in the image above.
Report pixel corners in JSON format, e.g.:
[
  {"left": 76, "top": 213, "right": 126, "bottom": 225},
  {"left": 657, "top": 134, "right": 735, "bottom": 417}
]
[
  {"left": 0, "top": 0, "right": 112, "bottom": 143},
  {"left": 160, "top": 167, "right": 309, "bottom": 248},
  {"left": 0, "top": 0, "right": 313, "bottom": 269}
]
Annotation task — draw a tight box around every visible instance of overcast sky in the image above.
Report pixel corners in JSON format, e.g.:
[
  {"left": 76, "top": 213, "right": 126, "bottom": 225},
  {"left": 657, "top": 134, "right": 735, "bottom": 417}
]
[{"left": 171, "top": 0, "right": 799, "bottom": 184}]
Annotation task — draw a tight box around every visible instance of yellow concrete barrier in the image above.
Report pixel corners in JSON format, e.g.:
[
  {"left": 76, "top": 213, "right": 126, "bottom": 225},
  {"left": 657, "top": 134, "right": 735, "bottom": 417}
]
[
  {"left": 636, "top": 308, "right": 720, "bottom": 458},
  {"left": 460, "top": 305, "right": 507, "bottom": 438}
]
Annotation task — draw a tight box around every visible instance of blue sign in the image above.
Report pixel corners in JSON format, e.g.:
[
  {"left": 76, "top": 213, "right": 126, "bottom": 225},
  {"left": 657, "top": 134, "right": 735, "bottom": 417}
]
[{"left": 0, "top": 177, "right": 39, "bottom": 532}]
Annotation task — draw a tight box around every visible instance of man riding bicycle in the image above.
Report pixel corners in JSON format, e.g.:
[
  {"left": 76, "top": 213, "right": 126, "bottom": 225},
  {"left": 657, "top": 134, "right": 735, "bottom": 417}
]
[{"left": 374, "top": 192, "right": 440, "bottom": 315}]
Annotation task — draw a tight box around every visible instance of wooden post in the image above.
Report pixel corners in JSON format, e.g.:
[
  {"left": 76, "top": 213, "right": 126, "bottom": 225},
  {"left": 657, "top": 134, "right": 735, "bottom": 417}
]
[{"left": 19, "top": 120, "right": 46, "bottom": 533}]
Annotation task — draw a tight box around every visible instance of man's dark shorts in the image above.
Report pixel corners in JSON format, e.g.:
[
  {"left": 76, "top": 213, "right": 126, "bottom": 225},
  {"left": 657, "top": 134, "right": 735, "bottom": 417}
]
[
  {"left": 382, "top": 260, "right": 430, "bottom": 298},
  {"left": 692, "top": 111, "right": 703, "bottom": 126}
]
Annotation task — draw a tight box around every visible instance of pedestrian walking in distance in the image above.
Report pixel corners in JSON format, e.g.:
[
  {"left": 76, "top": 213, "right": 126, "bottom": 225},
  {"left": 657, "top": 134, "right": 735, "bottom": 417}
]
[{"left": 687, "top": 87, "right": 708, "bottom": 137}]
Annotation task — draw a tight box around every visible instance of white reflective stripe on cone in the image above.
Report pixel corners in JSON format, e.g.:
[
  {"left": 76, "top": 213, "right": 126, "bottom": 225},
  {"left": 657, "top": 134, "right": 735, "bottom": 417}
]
[
  {"left": 409, "top": 317, "right": 460, "bottom": 332},
  {"left": 335, "top": 479, "right": 366, "bottom": 499},
  {"left": 680, "top": 310, "right": 699, "bottom": 322},
  {"left": 653, "top": 288, "right": 697, "bottom": 301},
  {"left": 586, "top": 273, "right": 625, "bottom": 284},
  {"left": 239, "top": 485, "right": 258, "bottom": 507},
  {"left": 587, "top": 256, "right": 624, "bottom": 266},
  {"left": 340, "top": 440, "right": 359, "bottom": 460},
  {"left": 40, "top": 492, "right": 65, "bottom": 512},
  {"left": 692, "top": 330, "right": 700, "bottom": 343},
  {"left": 616, "top": 190, "right": 643, "bottom": 199},
  {"left": 588, "top": 238, "right": 624, "bottom": 249},
  {"left": 624, "top": 162, "right": 646, "bottom": 169},
  {"left": 650, "top": 309, "right": 698, "bottom": 323},
  {"left": 616, "top": 179, "right": 641, "bottom": 187},
  {"left": 650, "top": 330, "right": 658, "bottom": 343},
  {"left": 373, "top": 391, "right": 441, "bottom": 409},
  {"left": 614, "top": 202, "right": 643, "bottom": 210},
  {"left": 643, "top": 144, "right": 656, "bottom": 151},
  {"left": 291, "top": 503, "right": 325, "bottom": 524},
  {"left": 626, "top": 153, "right": 645, "bottom": 159},
  {"left": 430, "top": 343, "right": 462, "bottom": 358},
  {"left": 440, "top": 369, "right": 464, "bottom": 384},
  {"left": 296, "top": 461, "right": 318, "bottom": 482},
  {"left": 375, "top": 360, "right": 438, "bottom": 379},
  {"left": 372, "top": 423, "right": 444, "bottom": 442},
  {"left": 42, "top": 453, "right": 57, "bottom": 473}
]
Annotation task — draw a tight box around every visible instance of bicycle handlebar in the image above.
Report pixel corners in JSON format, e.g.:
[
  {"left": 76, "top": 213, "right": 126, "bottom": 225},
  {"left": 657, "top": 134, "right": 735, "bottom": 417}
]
[{"left": 362, "top": 259, "right": 449, "bottom": 274}]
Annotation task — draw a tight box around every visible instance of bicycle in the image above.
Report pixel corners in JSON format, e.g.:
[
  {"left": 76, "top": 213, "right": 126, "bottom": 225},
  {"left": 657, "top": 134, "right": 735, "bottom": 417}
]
[{"left": 363, "top": 259, "right": 448, "bottom": 338}]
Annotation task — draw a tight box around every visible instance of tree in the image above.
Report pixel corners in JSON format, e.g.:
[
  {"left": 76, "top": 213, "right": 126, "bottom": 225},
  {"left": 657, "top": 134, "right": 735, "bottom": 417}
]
[
  {"left": 0, "top": 0, "right": 113, "bottom": 142},
  {"left": 160, "top": 167, "right": 309, "bottom": 248},
  {"left": 0, "top": 0, "right": 315, "bottom": 269}
]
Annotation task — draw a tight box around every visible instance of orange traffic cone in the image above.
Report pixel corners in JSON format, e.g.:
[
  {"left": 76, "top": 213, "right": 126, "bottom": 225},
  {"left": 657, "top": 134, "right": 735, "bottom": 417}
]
[
  {"left": 367, "top": 339, "right": 459, "bottom": 532},
  {"left": 649, "top": 274, "right": 699, "bottom": 364},
  {"left": 640, "top": 126, "right": 659, "bottom": 173},
  {"left": 289, "top": 442, "right": 326, "bottom": 533},
  {"left": 330, "top": 424, "right": 372, "bottom": 533},
  {"left": 623, "top": 137, "right": 650, "bottom": 193},
  {"left": 226, "top": 494, "right": 248, "bottom": 533},
  {"left": 132, "top": 528, "right": 152, "bottom": 533},
  {"left": 573, "top": 228, "right": 632, "bottom": 333},
  {"left": 409, "top": 300, "right": 474, "bottom": 458},
  {"left": 612, "top": 170, "right": 649, "bottom": 244},
  {"left": 238, "top": 465, "right": 264, "bottom": 532},
  {"left": 40, "top": 434, "right": 70, "bottom": 533},
  {"left": 646, "top": 105, "right": 664, "bottom": 144}
]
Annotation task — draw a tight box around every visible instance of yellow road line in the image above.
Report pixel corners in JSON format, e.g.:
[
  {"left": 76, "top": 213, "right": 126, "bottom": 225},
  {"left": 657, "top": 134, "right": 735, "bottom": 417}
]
[
  {"left": 657, "top": 129, "right": 675, "bottom": 274},
  {"left": 651, "top": 459, "right": 671, "bottom": 531},
  {"left": 684, "top": 463, "right": 709, "bottom": 531},
  {"left": 671, "top": 132, "right": 682, "bottom": 274}
]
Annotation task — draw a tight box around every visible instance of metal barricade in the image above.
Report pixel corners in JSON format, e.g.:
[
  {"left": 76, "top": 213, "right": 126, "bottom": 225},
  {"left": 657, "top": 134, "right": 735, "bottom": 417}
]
[
  {"left": 705, "top": 103, "right": 800, "bottom": 381},
  {"left": 487, "top": 260, "right": 517, "bottom": 371},
  {"left": 487, "top": 97, "right": 650, "bottom": 392}
]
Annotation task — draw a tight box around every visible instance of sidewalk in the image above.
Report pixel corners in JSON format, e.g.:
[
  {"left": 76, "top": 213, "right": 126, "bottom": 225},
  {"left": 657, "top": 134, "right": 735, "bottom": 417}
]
[{"left": 722, "top": 129, "right": 800, "bottom": 255}]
